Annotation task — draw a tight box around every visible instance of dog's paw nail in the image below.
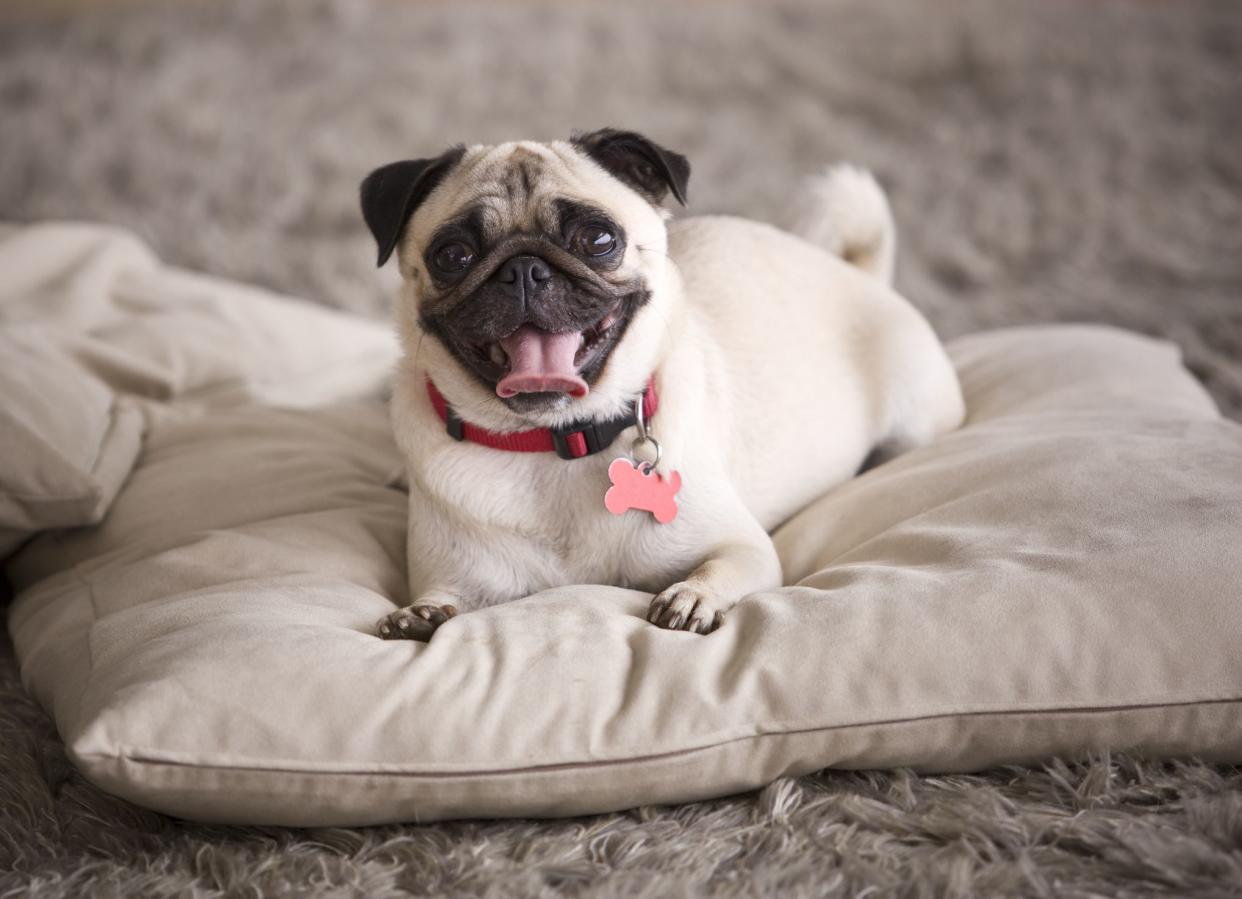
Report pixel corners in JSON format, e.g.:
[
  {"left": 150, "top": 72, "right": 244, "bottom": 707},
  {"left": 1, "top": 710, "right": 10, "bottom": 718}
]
[
  {"left": 414, "top": 606, "right": 432, "bottom": 620},
  {"left": 668, "top": 613, "right": 683, "bottom": 630},
  {"left": 647, "top": 602, "right": 666, "bottom": 624},
  {"left": 442, "top": 605, "right": 458, "bottom": 618},
  {"left": 378, "top": 623, "right": 392, "bottom": 638},
  {"left": 711, "top": 611, "right": 724, "bottom": 631},
  {"left": 397, "top": 617, "right": 413, "bottom": 631}
]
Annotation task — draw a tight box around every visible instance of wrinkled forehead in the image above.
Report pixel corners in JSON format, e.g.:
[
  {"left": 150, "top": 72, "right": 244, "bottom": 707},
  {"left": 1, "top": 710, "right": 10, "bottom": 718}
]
[{"left": 410, "top": 141, "right": 619, "bottom": 245}]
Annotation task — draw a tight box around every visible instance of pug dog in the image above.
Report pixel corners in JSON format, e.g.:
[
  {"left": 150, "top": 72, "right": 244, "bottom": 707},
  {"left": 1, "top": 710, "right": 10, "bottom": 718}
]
[{"left": 360, "top": 129, "right": 964, "bottom": 641}]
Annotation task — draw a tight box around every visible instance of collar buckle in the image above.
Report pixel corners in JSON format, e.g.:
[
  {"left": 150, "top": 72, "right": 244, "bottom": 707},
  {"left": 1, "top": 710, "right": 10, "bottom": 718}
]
[
  {"left": 552, "top": 406, "right": 641, "bottom": 460},
  {"left": 552, "top": 421, "right": 604, "bottom": 460}
]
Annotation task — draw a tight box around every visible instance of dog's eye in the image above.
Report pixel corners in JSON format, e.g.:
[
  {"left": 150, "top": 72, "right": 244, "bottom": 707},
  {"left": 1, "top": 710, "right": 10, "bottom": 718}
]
[
  {"left": 432, "top": 242, "right": 475, "bottom": 274},
  {"left": 576, "top": 225, "right": 617, "bottom": 258}
]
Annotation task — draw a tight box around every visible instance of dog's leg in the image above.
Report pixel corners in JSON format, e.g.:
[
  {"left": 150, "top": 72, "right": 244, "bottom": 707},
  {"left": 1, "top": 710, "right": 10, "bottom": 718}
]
[
  {"left": 646, "top": 516, "right": 781, "bottom": 635},
  {"left": 376, "top": 591, "right": 460, "bottom": 642}
]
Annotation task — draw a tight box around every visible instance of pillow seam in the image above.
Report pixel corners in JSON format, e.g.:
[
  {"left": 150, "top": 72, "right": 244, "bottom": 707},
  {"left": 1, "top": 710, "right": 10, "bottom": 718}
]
[{"left": 75, "top": 694, "right": 1242, "bottom": 778}]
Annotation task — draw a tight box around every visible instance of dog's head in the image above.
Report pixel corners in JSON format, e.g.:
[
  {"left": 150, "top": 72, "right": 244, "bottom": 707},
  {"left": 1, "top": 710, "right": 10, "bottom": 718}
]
[{"left": 360, "top": 129, "right": 689, "bottom": 427}]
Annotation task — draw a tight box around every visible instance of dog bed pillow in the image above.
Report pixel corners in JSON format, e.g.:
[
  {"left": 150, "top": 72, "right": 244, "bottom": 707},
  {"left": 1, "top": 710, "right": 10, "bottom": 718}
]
[{"left": 5, "top": 223, "right": 1242, "bottom": 826}]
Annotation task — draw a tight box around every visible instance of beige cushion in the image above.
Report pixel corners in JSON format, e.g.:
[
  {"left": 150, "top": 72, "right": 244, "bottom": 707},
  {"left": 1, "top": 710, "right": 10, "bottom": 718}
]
[
  {"left": 0, "top": 222, "right": 398, "bottom": 557},
  {"left": 6, "top": 223, "right": 1242, "bottom": 826},
  {"left": 0, "top": 332, "right": 144, "bottom": 557},
  {"left": 0, "top": 224, "right": 158, "bottom": 556}
]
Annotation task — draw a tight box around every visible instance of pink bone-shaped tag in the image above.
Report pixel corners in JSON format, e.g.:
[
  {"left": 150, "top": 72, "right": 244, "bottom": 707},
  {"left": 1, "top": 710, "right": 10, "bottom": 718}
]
[{"left": 604, "top": 457, "right": 682, "bottom": 524}]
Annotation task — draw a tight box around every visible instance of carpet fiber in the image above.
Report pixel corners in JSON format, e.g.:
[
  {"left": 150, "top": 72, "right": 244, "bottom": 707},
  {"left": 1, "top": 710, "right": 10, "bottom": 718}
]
[{"left": 2, "top": 0, "right": 1241, "bottom": 895}]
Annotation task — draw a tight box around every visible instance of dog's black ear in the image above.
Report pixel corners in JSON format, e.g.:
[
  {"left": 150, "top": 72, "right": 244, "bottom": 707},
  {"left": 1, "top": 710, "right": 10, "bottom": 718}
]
[
  {"left": 360, "top": 146, "right": 466, "bottom": 266},
  {"left": 571, "top": 129, "right": 690, "bottom": 207}
]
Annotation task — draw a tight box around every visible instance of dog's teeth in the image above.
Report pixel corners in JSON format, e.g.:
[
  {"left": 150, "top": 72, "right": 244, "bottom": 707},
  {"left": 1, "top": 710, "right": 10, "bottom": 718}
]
[{"left": 488, "top": 344, "right": 506, "bottom": 366}]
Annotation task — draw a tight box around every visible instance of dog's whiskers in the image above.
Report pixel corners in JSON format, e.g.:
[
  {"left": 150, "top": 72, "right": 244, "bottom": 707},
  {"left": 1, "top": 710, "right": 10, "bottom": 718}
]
[
  {"left": 636, "top": 244, "right": 673, "bottom": 262},
  {"left": 410, "top": 331, "right": 427, "bottom": 377}
]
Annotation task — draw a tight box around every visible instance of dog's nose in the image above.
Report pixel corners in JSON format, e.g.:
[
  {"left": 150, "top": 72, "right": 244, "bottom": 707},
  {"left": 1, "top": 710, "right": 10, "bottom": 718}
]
[{"left": 495, "top": 255, "right": 552, "bottom": 305}]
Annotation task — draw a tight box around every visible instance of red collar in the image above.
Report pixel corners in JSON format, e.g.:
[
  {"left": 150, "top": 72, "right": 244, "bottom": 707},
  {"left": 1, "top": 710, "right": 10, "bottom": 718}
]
[{"left": 426, "top": 378, "right": 659, "bottom": 460}]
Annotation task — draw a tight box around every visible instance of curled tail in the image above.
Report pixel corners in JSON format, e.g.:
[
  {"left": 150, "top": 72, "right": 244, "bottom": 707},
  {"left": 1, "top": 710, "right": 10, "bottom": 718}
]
[{"left": 784, "top": 164, "right": 896, "bottom": 286}]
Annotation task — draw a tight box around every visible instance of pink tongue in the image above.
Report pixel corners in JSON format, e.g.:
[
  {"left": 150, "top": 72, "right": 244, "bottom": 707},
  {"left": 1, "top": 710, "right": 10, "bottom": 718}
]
[{"left": 496, "top": 325, "right": 589, "bottom": 398}]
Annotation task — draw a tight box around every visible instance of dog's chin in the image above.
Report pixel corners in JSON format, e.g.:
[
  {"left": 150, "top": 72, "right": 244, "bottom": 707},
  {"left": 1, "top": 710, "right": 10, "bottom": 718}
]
[
  {"left": 501, "top": 391, "right": 576, "bottom": 415},
  {"left": 439, "top": 297, "right": 639, "bottom": 417}
]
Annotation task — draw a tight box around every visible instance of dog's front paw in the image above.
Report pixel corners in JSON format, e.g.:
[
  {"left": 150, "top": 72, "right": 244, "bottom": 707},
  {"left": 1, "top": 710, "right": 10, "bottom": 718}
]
[
  {"left": 647, "top": 582, "right": 726, "bottom": 634},
  {"left": 376, "top": 603, "right": 458, "bottom": 642}
]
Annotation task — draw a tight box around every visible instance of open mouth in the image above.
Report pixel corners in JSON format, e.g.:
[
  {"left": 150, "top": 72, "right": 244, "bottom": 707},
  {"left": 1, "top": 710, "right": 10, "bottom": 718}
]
[{"left": 466, "top": 302, "right": 624, "bottom": 399}]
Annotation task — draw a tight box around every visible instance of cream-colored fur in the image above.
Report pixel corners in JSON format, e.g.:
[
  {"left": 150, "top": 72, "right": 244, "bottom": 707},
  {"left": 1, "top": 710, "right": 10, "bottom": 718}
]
[{"left": 384, "top": 142, "right": 964, "bottom": 637}]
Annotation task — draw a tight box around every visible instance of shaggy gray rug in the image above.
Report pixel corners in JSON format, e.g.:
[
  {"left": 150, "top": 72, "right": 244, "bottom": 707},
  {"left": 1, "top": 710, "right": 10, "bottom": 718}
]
[{"left": 2, "top": 0, "right": 1241, "bottom": 896}]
